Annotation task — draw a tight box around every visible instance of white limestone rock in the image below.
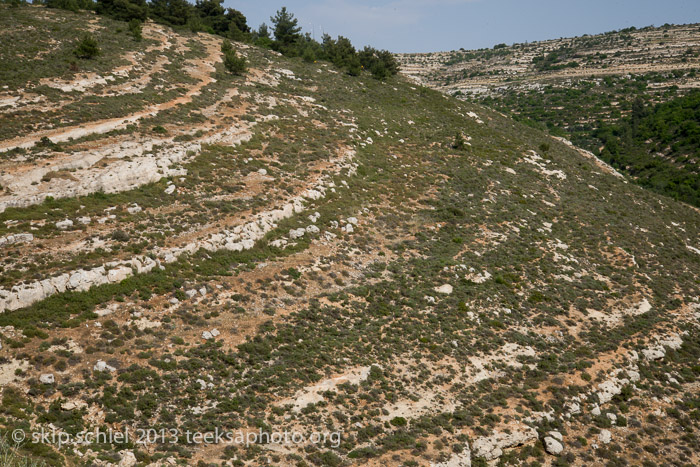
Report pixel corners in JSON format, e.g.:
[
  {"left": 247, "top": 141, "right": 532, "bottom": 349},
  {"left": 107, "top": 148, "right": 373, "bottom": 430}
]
[
  {"left": 94, "top": 360, "right": 116, "bottom": 372},
  {"left": 435, "top": 284, "right": 453, "bottom": 295},
  {"left": 39, "top": 373, "right": 55, "bottom": 384},
  {"left": 543, "top": 436, "right": 564, "bottom": 455},
  {"left": 472, "top": 427, "right": 537, "bottom": 460},
  {"left": 56, "top": 219, "right": 73, "bottom": 230}
]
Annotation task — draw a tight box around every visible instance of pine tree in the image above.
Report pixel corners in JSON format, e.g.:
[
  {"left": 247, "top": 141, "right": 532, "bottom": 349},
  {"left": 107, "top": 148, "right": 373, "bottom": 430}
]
[{"left": 270, "top": 7, "right": 301, "bottom": 47}]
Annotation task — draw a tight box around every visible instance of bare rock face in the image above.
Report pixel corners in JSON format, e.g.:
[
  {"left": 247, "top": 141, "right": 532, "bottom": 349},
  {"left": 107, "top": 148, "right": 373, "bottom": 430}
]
[
  {"left": 0, "top": 233, "right": 33, "bottom": 247},
  {"left": 472, "top": 426, "right": 538, "bottom": 460},
  {"left": 642, "top": 346, "right": 666, "bottom": 360},
  {"left": 0, "top": 152, "right": 354, "bottom": 313},
  {"left": 0, "top": 140, "right": 201, "bottom": 213}
]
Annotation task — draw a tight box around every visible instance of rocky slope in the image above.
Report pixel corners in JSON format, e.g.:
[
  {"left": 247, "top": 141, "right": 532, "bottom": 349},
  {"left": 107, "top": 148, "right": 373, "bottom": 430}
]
[
  {"left": 397, "top": 23, "right": 700, "bottom": 207},
  {"left": 1, "top": 6, "right": 700, "bottom": 467}
]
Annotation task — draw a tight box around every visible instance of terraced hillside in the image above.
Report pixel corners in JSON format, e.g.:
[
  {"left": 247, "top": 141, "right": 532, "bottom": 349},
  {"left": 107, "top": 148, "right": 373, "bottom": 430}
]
[
  {"left": 397, "top": 24, "right": 700, "bottom": 206},
  {"left": 1, "top": 6, "right": 700, "bottom": 467}
]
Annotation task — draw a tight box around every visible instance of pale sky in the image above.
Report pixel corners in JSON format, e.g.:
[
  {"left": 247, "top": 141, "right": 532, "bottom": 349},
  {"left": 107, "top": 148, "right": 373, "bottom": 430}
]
[{"left": 226, "top": 0, "right": 700, "bottom": 53}]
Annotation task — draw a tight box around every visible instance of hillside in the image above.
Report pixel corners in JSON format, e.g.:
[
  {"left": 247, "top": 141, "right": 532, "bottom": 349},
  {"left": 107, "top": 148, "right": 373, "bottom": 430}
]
[
  {"left": 396, "top": 24, "right": 700, "bottom": 206},
  {"left": 1, "top": 5, "right": 700, "bottom": 467}
]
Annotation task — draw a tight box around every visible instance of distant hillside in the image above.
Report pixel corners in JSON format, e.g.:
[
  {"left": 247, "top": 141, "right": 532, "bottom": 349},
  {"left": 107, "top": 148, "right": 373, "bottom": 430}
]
[
  {"left": 397, "top": 24, "right": 700, "bottom": 206},
  {"left": 596, "top": 91, "right": 700, "bottom": 206},
  {"left": 1, "top": 5, "right": 700, "bottom": 467}
]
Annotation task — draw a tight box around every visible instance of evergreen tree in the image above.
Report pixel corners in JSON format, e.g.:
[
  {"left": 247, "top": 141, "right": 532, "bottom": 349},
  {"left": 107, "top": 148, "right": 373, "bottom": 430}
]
[
  {"left": 270, "top": 7, "right": 301, "bottom": 48},
  {"left": 149, "top": 0, "right": 193, "bottom": 26},
  {"left": 96, "top": 0, "right": 147, "bottom": 22},
  {"left": 128, "top": 18, "right": 142, "bottom": 41}
]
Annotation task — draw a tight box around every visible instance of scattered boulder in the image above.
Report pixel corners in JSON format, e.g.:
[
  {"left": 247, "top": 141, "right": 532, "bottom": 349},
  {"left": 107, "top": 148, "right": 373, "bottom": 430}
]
[
  {"left": 435, "top": 284, "right": 453, "bottom": 295},
  {"left": 598, "top": 429, "right": 612, "bottom": 444},
  {"left": 289, "top": 228, "right": 306, "bottom": 239},
  {"left": 127, "top": 204, "right": 142, "bottom": 214},
  {"left": 56, "top": 219, "right": 73, "bottom": 230},
  {"left": 543, "top": 431, "right": 564, "bottom": 455},
  {"left": 118, "top": 450, "right": 137, "bottom": 467},
  {"left": 39, "top": 373, "right": 55, "bottom": 384},
  {"left": 202, "top": 329, "right": 220, "bottom": 340},
  {"left": 306, "top": 225, "right": 320, "bottom": 234},
  {"left": 94, "top": 360, "right": 116, "bottom": 372}
]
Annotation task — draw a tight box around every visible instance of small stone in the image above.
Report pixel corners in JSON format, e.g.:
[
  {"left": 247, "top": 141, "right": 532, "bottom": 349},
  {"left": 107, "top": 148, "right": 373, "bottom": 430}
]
[
  {"left": 210, "top": 329, "right": 220, "bottom": 337},
  {"left": 435, "top": 284, "right": 453, "bottom": 295},
  {"left": 598, "top": 429, "right": 612, "bottom": 444},
  {"left": 202, "top": 331, "right": 213, "bottom": 340},
  {"left": 257, "top": 168, "right": 268, "bottom": 176}
]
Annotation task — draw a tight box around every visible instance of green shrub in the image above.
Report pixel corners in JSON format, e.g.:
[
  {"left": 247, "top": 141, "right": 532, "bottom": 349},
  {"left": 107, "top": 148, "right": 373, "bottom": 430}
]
[
  {"left": 128, "top": 18, "right": 142, "bottom": 41},
  {"left": 73, "top": 34, "right": 100, "bottom": 59},
  {"left": 223, "top": 49, "right": 246, "bottom": 75}
]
